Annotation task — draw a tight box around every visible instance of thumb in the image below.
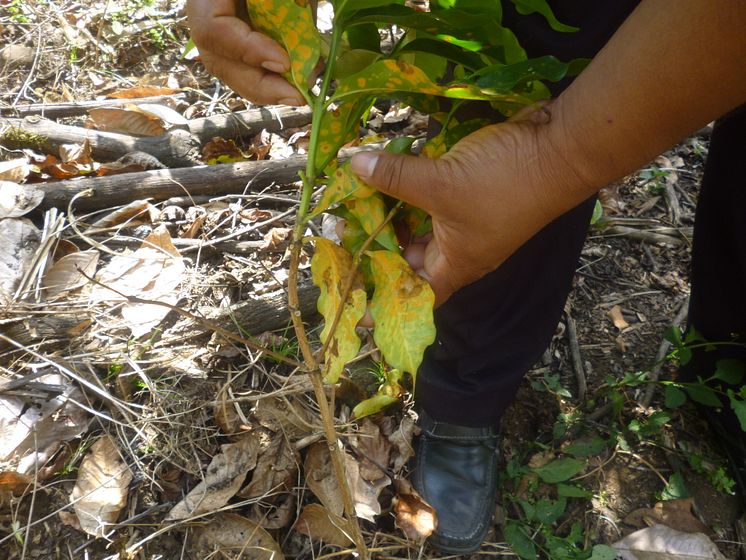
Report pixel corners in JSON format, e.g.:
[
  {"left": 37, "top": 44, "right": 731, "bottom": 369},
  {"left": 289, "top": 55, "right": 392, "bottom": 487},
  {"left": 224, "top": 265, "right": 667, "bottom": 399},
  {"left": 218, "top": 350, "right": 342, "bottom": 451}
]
[{"left": 350, "top": 151, "right": 444, "bottom": 210}]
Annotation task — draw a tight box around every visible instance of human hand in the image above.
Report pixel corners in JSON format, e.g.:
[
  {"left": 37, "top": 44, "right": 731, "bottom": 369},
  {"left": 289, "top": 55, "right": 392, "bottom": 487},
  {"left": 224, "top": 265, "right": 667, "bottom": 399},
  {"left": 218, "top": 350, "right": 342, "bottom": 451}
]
[
  {"left": 186, "top": 0, "right": 305, "bottom": 105},
  {"left": 350, "top": 107, "right": 593, "bottom": 306}
]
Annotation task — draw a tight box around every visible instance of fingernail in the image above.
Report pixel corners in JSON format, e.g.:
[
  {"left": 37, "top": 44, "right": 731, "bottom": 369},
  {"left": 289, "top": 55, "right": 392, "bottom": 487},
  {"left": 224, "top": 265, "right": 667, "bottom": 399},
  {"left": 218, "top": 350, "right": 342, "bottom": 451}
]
[
  {"left": 261, "top": 60, "right": 288, "bottom": 74},
  {"left": 351, "top": 152, "right": 379, "bottom": 181},
  {"left": 278, "top": 97, "right": 304, "bottom": 106}
]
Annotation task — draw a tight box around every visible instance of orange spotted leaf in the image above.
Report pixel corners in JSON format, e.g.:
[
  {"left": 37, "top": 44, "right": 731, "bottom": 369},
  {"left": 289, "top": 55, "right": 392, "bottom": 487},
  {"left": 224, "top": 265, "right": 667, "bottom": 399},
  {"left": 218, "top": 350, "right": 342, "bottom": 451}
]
[
  {"left": 368, "top": 250, "right": 435, "bottom": 378},
  {"left": 345, "top": 194, "right": 399, "bottom": 253},
  {"left": 245, "top": 0, "right": 321, "bottom": 92},
  {"left": 310, "top": 238, "right": 367, "bottom": 383},
  {"left": 309, "top": 162, "right": 375, "bottom": 219}
]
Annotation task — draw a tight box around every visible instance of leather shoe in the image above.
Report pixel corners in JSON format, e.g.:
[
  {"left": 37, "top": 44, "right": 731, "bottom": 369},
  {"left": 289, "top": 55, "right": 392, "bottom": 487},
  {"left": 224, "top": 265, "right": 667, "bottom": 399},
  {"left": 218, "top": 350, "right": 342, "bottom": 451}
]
[{"left": 411, "top": 409, "right": 499, "bottom": 554}]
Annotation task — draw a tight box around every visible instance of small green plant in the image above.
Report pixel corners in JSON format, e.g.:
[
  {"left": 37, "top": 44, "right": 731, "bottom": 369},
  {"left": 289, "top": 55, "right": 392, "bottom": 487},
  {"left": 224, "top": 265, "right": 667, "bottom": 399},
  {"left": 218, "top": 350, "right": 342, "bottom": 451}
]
[
  {"left": 6, "top": 0, "right": 30, "bottom": 24},
  {"left": 639, "top": 165, "right": 671, "bottom": 194}
]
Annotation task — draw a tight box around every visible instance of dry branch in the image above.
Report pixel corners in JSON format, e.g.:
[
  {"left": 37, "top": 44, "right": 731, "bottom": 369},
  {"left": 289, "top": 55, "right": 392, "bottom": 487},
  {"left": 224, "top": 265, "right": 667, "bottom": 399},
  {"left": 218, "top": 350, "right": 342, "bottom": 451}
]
[
  {"left": 1, "top": 106, "right": 312, "bottom": 168},
  {"left": 37, "top": 157, "right": 308, "bottom": 211},
  {"left": 0, "top": 94, "right": 187, "bottom": 119}
]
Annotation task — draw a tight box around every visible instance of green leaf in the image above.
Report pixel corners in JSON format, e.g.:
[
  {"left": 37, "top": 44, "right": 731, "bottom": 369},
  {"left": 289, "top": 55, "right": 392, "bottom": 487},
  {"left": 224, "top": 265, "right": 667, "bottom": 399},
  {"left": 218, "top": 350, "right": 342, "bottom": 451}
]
[
  {"left": 345, "top": 22, "right": 382, "bottom": 51},
  {"left": 310, "top": 162, "right": 375, "bottom": 219},
  {"left": 556, "top": 483, "right": 590, "bottom": 498},
  {"left": 509, "top": 0, "right": 579, "bottom": 33},
  {"left": 385, "top": 136, "right": 416, "bottom": 154},
  {"left": 589, "top": 544, "right": 618, "bottom": 560},
  {"left": 590, "top": 199, "right": 603, "bottom": 225},
  {"left": 474, "top": 56, "right": 572, "bottom": 94},
  {"left": 661, "top": 471, "right": 689, "bottom": 500},
  {"left": 664, "top": 325, "right": 683, "bottom": 346},
  {"left": 345, "top": 193, "right": 400, "bottom": 252},
  {"left": 535, "top": 498, "right": 566, "bottom": 525},
  {"left": 334, "top": 49, "right": 382, "bottom": 79},
  {"left": 728, "top": 390, "right": 746, "bottom": 432},
  {"left": 245, "top": 0, "right": 321, "bottom": 92},
  {"left": 564, "top": 437, "right": 607, "bottom": 458},
  {"left": 504, "top": 521, "right": 537, "bottom": 560},
  {"left": 368, "top": 250, "right": 436, "bottom": 377},
  {"left": 399, "top": 37, "right": 484, "bottom": 70},
  {"left": 664, "top": 385, "right": 687, "bottom": 408},
  {"left": 310, "top": 238, "right": 367, "bottom": 383},
  {"left": 352, "top": 393, "right": 399, "bottom": 419},
  {"left": 181, "top": 37, "right": 197, "bottom": 60},
  {"left": 714, "top": 359, "right": 745, "bottom": 385},
  {"left": 685, "top": 384, "right": 722, "bottom": 407},
  {"left": 532, "top": 457, "right": 585, "bottom": 483}
]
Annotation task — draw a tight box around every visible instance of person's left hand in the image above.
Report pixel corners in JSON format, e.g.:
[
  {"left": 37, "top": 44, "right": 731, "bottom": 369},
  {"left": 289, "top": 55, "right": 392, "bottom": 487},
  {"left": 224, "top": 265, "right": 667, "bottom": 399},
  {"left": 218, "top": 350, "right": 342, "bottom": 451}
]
[{"left": 186, "top": 0, "right": 305, "bottom": 105}]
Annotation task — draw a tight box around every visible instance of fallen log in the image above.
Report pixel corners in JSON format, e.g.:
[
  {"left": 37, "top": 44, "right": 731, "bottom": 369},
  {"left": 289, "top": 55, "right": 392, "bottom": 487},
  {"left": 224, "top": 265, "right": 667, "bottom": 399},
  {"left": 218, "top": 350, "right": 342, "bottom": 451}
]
[
  {"left": 37, "top": 156, "right": 308, "bottom": 211},
  {"left": 36, "top": 142, "right": 380, "bottom": 212},
  {"left": 0, "top": 94, "right": 187, "bottom": 119},
  {"left": 1, "top": 106, "right": 312, "bottom": 168}
]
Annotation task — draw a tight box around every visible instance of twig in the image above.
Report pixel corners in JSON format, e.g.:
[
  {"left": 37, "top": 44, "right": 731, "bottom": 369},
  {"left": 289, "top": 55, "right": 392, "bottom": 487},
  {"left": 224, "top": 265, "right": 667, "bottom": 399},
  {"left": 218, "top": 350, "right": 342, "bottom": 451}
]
[
  {"left": 664, "top": 182, "right": 683, "bottom": 226},
  {"left": 566, "top": 313, "right": 587, "bottom": 403},
  {"left": 640, "top": 297, "right": 689, "bottom": 407}
]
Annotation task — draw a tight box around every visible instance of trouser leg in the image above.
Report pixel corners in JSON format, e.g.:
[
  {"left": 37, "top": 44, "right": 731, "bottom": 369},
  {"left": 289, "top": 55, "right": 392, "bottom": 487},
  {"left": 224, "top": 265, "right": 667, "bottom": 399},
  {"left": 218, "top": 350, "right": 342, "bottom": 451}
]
[
  {"left": 682, "top": 105, "right": 746, "bottom": 434},
  {"left": 416, "top": 195, "right": 596, "bottom": 427}
]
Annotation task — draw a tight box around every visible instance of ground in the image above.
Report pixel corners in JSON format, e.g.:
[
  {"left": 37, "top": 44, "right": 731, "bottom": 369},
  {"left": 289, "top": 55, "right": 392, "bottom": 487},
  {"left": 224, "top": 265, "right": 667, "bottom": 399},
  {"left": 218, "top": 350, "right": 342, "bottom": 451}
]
[{"left": 1, "top": 2, "right": 742, "bottom": 559}]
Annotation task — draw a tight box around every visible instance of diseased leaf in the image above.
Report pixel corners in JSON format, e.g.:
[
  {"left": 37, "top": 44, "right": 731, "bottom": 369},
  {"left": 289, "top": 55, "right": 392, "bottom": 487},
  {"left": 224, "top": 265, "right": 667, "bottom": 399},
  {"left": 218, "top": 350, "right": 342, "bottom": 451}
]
[
  {"left": 310, "top": 238, "right": 367, "bottom": 383},
  {"left": 310, "top": 162, "right": 375, "bottom": 219},
  {"left": 72, "top": 436, "right": 133, "bottom": 537},
  {"left": 315, "top": 101, "right": 371, "bottom": 170},
  {"left": 245, "top": 0, "right": 321, "bottom": 91},
  {"left": 352, "top": 393, "right": 399, "bottom": 419},
  {"left": 332, "top": 59, "right": 534, "bottom": 107},
  {"left": 345, "top": 194, "right": 400, "bottom": 252},
  {"left": 368, "top": 250, "right": 436, "bottom": 377}
]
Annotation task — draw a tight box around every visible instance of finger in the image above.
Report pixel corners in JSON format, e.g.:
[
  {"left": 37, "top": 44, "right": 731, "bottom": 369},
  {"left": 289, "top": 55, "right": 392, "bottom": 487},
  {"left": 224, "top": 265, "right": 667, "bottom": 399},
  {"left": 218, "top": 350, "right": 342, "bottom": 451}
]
[
  {"left": 419, "top": 242, "right": 457, "bottom": 307},
  {"left": 357, "top": 307, "right": 374, "bottom": 328},
  {"left": 349, "top": 151, "right": 448, "bottom": 212},
  {"left": 403, "top": 242, "right": 426, "bottom": 270},
  {"left": 201, "top": 53, "right": 304, "bottom": 105},
  {"left": 187, "top": 0, "right": 290, "bottom": 72}
]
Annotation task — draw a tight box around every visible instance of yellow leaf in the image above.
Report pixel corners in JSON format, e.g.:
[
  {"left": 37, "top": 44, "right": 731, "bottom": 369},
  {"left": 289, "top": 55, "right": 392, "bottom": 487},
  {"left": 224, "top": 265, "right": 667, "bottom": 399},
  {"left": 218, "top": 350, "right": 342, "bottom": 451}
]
[
  {"left": 345, "top": 193, "right": 400, "bottom": 253},
  {"left": 368, "top": 251, "right": 435, "bottom": 378},
  {"left": 420, "top": 132, "right": 447, "bottom": 159},
  {"left": 245, "top": 0, "right": 321, "bottom": 92},
  {"left": 309, "top": 161, "right": 375, "bottom": 219},
  {"left": 310, "top": 238, "right": 367, "bottom": 383}
]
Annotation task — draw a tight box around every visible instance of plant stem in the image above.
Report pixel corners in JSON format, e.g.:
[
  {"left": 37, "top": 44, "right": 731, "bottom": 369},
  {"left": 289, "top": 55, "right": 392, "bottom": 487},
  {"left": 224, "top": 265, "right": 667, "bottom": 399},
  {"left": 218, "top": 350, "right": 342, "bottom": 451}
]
[{"left": 286, "top": 20, "right": 368, "bottom": 559}]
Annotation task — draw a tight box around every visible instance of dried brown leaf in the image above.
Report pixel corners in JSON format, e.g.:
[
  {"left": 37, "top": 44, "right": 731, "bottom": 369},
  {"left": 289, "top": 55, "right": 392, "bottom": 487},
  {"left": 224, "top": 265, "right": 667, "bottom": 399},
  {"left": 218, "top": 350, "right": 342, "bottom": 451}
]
[
  {"left": 106, "top": 86, "right": 180, "bottom": 99},
  {"left": 88, "top": 107, "right": 166, "bottom": 137},
  {"left": 345, "top": 452, "right": 389, "bottom": 521},
  {"left": 304, "top": 442, "right": 345, "bottom": 516},
  {"left": 59, "top": 139, "right": 93, "bottom": 165},
  {"left": 90, "top": 200, "right": 159, "bottom": 229},
  {"left": 0, "top": 181, "right": 44, "bottom": 218},
  {"left": 624, "top": 498, "right": 710, "bottom": 534},
  {"left": 194, "top": 512, "right": 285, "bottom": 560},
  {"left": 214, "top": 388, "right": 247, "bottom": 439},
  {"left": 392, "top": 477, "right": 437, "bottom": 542},
  {"left": 165, "top": 435, "right": 259, "bottom": 521},
  {"left": 388, "top": 415, "right": 418, "bottom": 471},
  {"left": 42, "top": 249, "right": 100, "bottom": 299},
  {"left": 72, "top": 436, "right": 133, "bottom": 537},
  {"left": 0, "top": 158, "right": 30, "bottom": 183},
  {"left": 608, "top": 305, "right": 630, "bottom": 330},
  {"left": 202, "top": 137, "right": 249, "bottom": 164},
  {"left": 612, "top": 524, "right": 725, "bottom": 560},
  {"left": 136, "top": 103, "right": 188, "bottom": 126},
  {"left": 295, "top": 503, "right": 354, "bottom": 547},
  {"left": 260, "top": 227, "right": 291, "bottom": 251},
  {"left": 253, "top": 396, "right": 314, "bottom": 440},
  {"left": 239, "top": 436, "right": 298, "bottom": 499},
  {"left": 354, "top": 418, "right": 391, "bottom": 481},
  {"left": 90, "top": 225, "right": 185, "bottom": 337}
]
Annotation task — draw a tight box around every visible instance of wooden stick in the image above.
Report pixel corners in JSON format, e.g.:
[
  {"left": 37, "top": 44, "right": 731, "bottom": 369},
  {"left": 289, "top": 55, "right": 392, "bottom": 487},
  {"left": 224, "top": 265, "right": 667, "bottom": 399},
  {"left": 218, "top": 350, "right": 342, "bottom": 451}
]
[{"left": 0, "top": 95, "right": 187, "bottom": 118}]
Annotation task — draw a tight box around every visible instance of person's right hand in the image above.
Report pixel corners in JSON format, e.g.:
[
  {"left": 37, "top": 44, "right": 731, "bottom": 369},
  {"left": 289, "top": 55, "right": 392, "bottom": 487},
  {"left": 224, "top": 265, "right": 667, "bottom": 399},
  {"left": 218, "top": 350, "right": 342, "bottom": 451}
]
[{"left": 186, "top": 0, "right": 305, "bottom": 106}]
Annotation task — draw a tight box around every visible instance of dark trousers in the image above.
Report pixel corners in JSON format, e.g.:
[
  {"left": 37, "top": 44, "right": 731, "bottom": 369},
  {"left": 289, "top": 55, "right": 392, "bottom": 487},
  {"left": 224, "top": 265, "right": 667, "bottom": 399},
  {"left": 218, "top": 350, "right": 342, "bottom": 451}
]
[{"left": 416, "top": 3, "right": 746, "bottom": 427}]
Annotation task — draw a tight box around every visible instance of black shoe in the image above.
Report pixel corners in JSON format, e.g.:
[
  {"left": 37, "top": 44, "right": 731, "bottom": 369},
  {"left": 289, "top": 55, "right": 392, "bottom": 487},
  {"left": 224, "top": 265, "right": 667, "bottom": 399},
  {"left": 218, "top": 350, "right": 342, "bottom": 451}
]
[{"left": 412, "top": 409, "right": 499, "bottom": 554}]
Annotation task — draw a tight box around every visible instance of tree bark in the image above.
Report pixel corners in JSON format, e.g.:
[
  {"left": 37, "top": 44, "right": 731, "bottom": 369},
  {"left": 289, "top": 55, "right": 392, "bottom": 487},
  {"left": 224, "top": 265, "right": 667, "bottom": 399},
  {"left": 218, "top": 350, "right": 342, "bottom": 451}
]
[
  {"left": 1, "top": 106, "right": 312, "bottom": 168},
  {"left": 37, "top": 156, "right": 308, "bottom": 211}
]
